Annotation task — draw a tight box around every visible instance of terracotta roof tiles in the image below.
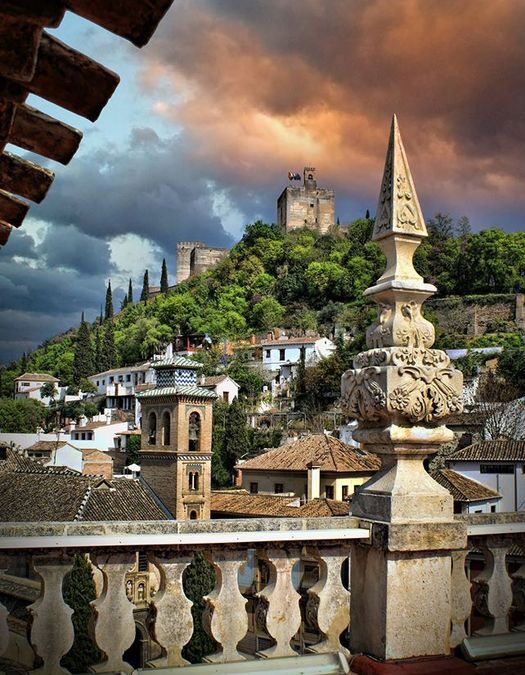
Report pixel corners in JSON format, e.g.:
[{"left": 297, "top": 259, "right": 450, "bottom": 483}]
[
  {"left": 448, "top": 440, "right": 525, "bottom": 463},
  {"left": 211, "top": 491, "right": 348, "bottom": 518},
  {"left": 14, "top": 372, "right": 59, "bottom": 382},
  {"left": 431, "top": 469, "right": 501, "bottom": 503},
  {"left": 238, "top": 435, "right": 381, "bottom": 473}
]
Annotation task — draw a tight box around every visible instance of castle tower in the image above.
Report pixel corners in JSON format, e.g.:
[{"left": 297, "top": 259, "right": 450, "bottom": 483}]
[
  {"left": 136, "top": 355, "right": 217, "bottom": 519},
  {"left": 176, "top": 241, "right": 203, "bottom": 285},
  {"left": 277, "top": 166, "right": 335, "bottom": 233}
]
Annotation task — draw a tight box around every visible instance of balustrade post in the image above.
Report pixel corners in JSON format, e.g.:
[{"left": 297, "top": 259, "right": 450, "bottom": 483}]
[
  {"left": 148, "top": 551, "right": 193, "bottom": 667},
  {"left": 341, "top": 115, "right": 467, "bottom": 661},
  {"left": 450, "top": 549, "right": 472, "bottom": 647},
  {"left": 91, "top": 552, "right": 136, "bottom": 673},
  {"left": 305, "top": 545, "right": 351, "bottom": 658},
  {"left": 0, "top": 556, "right": 9, "bottom": 659},
  {"left": 203, "top": 548, "right": 248, "bottom": 663},
  {"left": 28, "top": 553, "right": 74, "bottom": 675},
  {"left": 473, "top": 538, "right": 513, "bottom": 635},
  {"left": 512, "top": 557, "right": 525, "bottom": 631},
  {"left": 256, "top": 547, "right": 301, "bottom": 659}
]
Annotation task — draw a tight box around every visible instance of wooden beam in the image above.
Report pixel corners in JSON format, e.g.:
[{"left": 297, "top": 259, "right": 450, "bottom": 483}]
[
  {"left": 0, "top": 190, "right": 30, "bottom": 228},
  {"left": 0, "top": 221, "right": 13, "bottom": 246},
  {"left": 10, "top": 104, "right": 83, "bottom": 164},
  {"left": 66, "top": 0, "right": 174, "bottom": 47},
  {"left": 0, "top": 152, "right": 54, "bottom": 203},
  {"left": 0, "top": 78, "right": 30, "bottom": 104},
  {"left": 0, "top": 0, "right": 65, "bottom": 27},
  {"left": 0, "top": 100, "right": 16, "bottom": 153},
  {"left": 0, "top": 15, "right": 42, "bottom": 81},
  {"left": 25, "top": 33, "right": 120, "bottom": 122}
]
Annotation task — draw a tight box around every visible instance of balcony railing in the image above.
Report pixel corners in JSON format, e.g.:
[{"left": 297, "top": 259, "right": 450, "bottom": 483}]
[{"left": 0, "top": 513, "right": 523, "bottom": 673}]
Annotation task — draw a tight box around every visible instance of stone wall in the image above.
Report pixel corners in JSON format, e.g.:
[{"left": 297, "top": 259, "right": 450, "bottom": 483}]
[
  {"left": 427, "top": 294, "right": 525, "bottom": 336},
  {"left": 175, "top": 241, "right": 229, "bottom": 284}
]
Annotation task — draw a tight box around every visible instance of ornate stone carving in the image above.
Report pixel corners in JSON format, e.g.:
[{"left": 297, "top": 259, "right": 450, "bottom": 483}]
[
  {"left": 511, "top": 559, "right": 525, "bottom": 631},
  {"left": 203, "top": 548, "right": 248, "bottom": 663},
  {"left": 450, "top": 550, "right": 472, "bottom": 648},
  {"left": 28, "top": 554, "right": 74, "bottom": 675},
  {"left": 91, "top": 552, "right": 136, "bottom": 673},
  {"left": 306, "top": 546, "right": 351, "bottom": 658},
  {"left": 149, "top": 551, "right": 193, "bottom": 667},
  {"left": 341, "top": 368, "right": 387, "bottom": 422},
  {"left": 256, "top": 548, "right": 301, "bottom": 658}
]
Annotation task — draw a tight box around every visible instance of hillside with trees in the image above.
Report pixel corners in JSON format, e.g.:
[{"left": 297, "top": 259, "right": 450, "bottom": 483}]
[{"left": 2, "top": 216, "right": 525, "bottom": 402}]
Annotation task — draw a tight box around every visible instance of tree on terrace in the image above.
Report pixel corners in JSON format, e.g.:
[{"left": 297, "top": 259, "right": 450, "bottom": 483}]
[{"left": 160, "top": 258, "right": 169, "bottom": 294}]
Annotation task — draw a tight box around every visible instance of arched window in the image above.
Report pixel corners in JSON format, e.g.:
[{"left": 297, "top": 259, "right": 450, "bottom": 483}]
[
  {"left": 148, "top": 412, "right": 157, "bottom": 445},
  {"left": 190, "top": 510, "right": 198, "bottom": 520},
  {"left": 188, "top": 412, "right": 201, "bottom": 452},
  {"left": 162, "top": 411, "right": 171, "bottom": 446}
]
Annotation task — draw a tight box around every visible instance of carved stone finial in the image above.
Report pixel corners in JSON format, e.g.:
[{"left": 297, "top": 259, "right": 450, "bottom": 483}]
[{"left": 341, "top": 115, "right": 463, "bottom": 523}]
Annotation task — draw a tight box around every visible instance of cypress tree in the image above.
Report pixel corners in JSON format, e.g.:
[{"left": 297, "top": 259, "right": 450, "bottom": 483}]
[
  {"left": 94, "top": 326, "right": 102, "bottom": 372},
  {"left": 224, "top": 398, "right": 249, "bottom": 473},
  {"left": 98, "top": 320, "right": 117, "bottom": 372},
  {"left": 120, "top": 295, "right": 128, "bottom": 311},
  {"left": 365, "top": 209, "right": 370, "bottom": 219},
  {"left": 104, "top": 281, "right": 114, "bottom": 320},
  {"left": 140, "top": 270, "right": 149, "bottom": 303},
  {"left": 62, "top": 554, "right": 101, "bottom": 672},
  {"left": 73, "top": 315, "right": 94, "bottom": 385},
  {"left": 182, "top": 553, "right": 216, "bottom": 663},
  {"left": 127, "top": 278, "right": 133, "bottom": 304},
  {"left": 160, "top": 258, "right": 169, "bottom": 293}
]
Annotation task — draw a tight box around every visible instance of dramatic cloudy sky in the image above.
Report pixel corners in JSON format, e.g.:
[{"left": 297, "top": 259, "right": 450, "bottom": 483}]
[{"left": 2, "top": 0, "right": 525, "bottom": 362}]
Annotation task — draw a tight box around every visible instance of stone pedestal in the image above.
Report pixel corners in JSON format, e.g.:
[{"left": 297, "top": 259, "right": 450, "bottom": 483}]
[
  {"left": 341, "top": 115, "right": 468, "bottom": 663},
  {"left": 350, "top": 521, "right": 466, "bottom": 660}
]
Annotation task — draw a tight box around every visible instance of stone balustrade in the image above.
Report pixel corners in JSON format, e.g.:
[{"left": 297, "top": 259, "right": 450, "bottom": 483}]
[
  {"left": 0, "top": 516, "right": 367, "bottom": 673},
  {"left": 0, "top": 513, "right": 523, "bottom": 673},
  {"left": 450, "top": 512, "right": 525, "bottom": 647}
]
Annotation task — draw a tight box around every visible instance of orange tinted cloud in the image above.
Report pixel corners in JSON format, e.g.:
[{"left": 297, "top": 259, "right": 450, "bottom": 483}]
[{"left": 139, "top": 0, "right": 525, "bottom": 225}]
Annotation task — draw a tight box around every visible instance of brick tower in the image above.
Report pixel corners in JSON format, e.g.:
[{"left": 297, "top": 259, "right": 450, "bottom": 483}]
[{"left": 137, "top": 356, "right": 217, "bottom": 519}]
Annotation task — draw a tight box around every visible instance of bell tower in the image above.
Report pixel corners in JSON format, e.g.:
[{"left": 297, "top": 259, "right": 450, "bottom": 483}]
[{"left": 137, "top": 356, "right": 217, "bottom": 519}]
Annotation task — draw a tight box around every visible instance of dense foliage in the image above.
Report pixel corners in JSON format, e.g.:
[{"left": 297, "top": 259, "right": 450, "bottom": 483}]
[
  {"left": 0, "top": 398, "right": 45, "bottom": 432},
  {"left": 61, "top": 555, "right": 101, "bottom": 673},
  {"left": 3, "top": 217, "right": 525, "bottom": 395},
  {"left": 182, "top": 553, "right": 216, "bottom": 663}
]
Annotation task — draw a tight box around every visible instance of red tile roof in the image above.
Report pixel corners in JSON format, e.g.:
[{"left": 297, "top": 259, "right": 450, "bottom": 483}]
[
  {"left": 238, "top": 435, "right": 380, "bottom": 473},
  {"left": 211, "top": 491, "right": 348, "bottom": 518},
  {"left": 14, "top": 372, "right": 59, "bottom": 382},
  {"left": 448, "top": 440, "right": 525, "bottom": 463},
  {"left": 431, "top": 469, "right": 501, "bottom": 503}
]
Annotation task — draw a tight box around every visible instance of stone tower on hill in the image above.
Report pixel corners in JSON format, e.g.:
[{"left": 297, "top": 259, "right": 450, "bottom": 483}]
[
  {"left": 277, "top": 167, "right": 335, "bottom": 233},
  {"left": 175, "top": 241, "right": 229, "bottom": 285},
  {"left": 136, "top": 356, "right": 217, "bottom": 519}
]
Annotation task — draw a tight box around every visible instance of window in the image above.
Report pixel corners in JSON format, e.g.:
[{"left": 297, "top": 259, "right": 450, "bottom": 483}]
[
  {"left": 189, "top": 472, "right": 199, "bottom": 491},
  {"left": 190, "top": 510, "right": 198, "bottom": 520},
  {"left": 279, "top": 349, "right": 286, "bottom": 361},
  {"left": 162, "top": 411, "right": 171, "bottom": 446},
  {"left": 265, "top": 349, "right": 271, "bottom": 358},
  {"left": 342, "top": 485, "right": 349, "bottom": 500},
  {"left": 96, "top": 381, "right": 99, "bottom": 386},
  {"left": 118, "top": 375, "right": 123, "bottom": 382},
  {"left": 223, "top": 391, "right": 229, "bottom": 404},
  {"left": 138, "top": 552, "right": 148, "bottom": 572},
  {"left": 490, "top": 505, "right": 497, "bottom": 513},
  {"left": 126, "top": 374, "right": 131, "bottom": 382},
  {"left": 274, "top": 483, "right": 284, "bottom": 494},
  {"left": 250, "top": 482, "right": 258, "bottom": 494},
  {"left": 325, "top": 485, "right": 334, "bottom": 499},
  {"left": 480, "top": 464, "right": 514, "bottom": 474},
  {"left": 148, "top": 412, "right": 157, "bottom": 445},
  {"left": 109, "top": 376, "right": 114, "bottom": 383},
  {"left": 188, "top": 412, "right": 201, "bottom": 451},
  {"left": 102, "top": 379, "right": 105, "bottom": 385}
]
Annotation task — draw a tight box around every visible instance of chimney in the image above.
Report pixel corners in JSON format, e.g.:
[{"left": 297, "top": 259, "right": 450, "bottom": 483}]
[
  {"left": 307, "top": 463, "right": 321, "bottom": 501},
  {"left": 69, "top": 421, "right": 75, "bottom": 431}
]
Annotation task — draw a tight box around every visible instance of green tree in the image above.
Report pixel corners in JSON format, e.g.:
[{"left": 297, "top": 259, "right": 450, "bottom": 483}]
[
  {"left": 73, "top": 317, "right": 94, "bottom": 386},
  {"left": 0, "top": 398, "right": 45, "bottom": 432},
  {"left": 182, "top": 553, "right": 216, "bottom": 663},
  {"left": 62, "top": 554, "right": 101, "bottom": 673},
  {"left": 140, "top": 270, "right": 149, "bottom": 302},
  {"left": 160, "top": 258, "right": 169, "bottom": 294},
  {"left": 127, "top": 278, "right": 133, "bottom": 304},
  {"left": 498, "top": 343, "right": 525, "bottom": 395},
  {"left": 98, "top": 320, "right": 117, "bottom": 371},
  {"left": 40, "top": 381, "right": 56, "bottom": 402},
  {"left": 251, "top": 297, "right": 285, "bottom": 331},
  {"left": 126, "top": 434, "right": 141, "bottom": 465},
  {"left": 104, "top": 281, "right": 114, "bottom": 320},
  {"left": 224, "top": 398, "right": 249, "bottom": 472}
]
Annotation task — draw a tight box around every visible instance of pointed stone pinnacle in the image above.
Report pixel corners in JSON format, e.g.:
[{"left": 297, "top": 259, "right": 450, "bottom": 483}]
[{"left": 373, "top": 114, "right": 427, "bottom": 241}]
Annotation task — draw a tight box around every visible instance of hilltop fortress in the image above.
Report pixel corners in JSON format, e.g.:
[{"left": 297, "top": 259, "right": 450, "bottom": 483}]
[
  {"left": 175, "top": 241, "right": 230, "bottom": 285},
  {"left": 174, "top": 168, "right": 335, "bottom": 285}
]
